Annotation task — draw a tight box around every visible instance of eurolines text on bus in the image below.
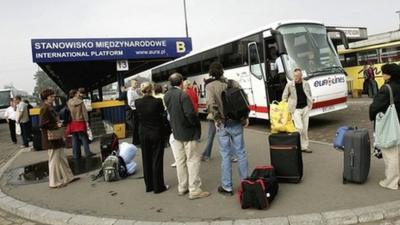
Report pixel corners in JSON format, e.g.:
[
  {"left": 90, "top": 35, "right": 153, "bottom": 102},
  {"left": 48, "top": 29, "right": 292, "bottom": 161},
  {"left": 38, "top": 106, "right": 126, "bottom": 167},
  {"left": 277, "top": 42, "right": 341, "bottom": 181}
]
[{"left": 314, "top": 76, "right": 345, "bottom": 87}]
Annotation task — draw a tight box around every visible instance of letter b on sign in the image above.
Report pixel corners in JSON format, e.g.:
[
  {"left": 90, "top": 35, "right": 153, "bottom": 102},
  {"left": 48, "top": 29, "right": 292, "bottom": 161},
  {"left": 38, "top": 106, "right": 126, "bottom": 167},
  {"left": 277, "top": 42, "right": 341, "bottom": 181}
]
[{"left": 176, "top": 41, "right": 186, "bottom": 53}]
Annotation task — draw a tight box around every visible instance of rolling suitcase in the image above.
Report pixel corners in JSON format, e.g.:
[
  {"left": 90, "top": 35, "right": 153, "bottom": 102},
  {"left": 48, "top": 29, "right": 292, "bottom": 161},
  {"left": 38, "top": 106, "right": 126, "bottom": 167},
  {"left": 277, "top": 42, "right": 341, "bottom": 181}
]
[
  {"left": 343, "top": 128, "right": 370, "bottom": 184},
  {"left": 100, "top": 133, "right": 119, "bottom": 162},
  {"left": 269, "top": 132, "right": 303, "bottom": 183}
]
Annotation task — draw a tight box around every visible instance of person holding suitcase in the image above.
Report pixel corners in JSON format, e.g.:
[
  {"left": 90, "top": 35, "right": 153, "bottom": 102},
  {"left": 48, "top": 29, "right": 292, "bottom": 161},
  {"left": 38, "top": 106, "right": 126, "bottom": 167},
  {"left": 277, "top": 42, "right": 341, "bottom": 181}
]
[
  {"left": 370, "top": 63, "right": 400, "bottom": 190},
  {"left": 282, "top": 68, "right": 313, "bottom": 153}
]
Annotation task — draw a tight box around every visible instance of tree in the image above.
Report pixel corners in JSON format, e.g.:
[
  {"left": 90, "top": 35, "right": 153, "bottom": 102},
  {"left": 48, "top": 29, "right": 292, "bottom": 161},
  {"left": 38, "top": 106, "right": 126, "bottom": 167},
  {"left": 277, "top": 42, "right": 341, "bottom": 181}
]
[{"left": 33, "top": 69, "right": 65, "bottom": 97}]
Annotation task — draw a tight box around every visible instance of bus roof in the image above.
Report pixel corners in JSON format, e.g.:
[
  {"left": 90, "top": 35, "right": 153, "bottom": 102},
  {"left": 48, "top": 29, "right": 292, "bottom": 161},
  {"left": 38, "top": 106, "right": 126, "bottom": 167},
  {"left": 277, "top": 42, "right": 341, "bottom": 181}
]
[
  {"left": 338, "top": 40, "right": 400, "bottom": 54},
  {"left": 150, "top": 19, "right": 323, "bottom": 72}
]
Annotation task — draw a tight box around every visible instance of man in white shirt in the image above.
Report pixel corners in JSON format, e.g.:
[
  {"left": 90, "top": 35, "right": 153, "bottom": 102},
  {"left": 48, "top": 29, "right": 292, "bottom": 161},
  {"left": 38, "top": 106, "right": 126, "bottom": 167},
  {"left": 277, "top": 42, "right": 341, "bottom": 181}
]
[
  {"left": 127, "top": 79, "right": 142, "bottom": 145},
  {"left": 4, "top": 99, "right": 17, "bottom": 144},
  {"left": 15, "top": 96, "right": 30, "bottom": 147}
]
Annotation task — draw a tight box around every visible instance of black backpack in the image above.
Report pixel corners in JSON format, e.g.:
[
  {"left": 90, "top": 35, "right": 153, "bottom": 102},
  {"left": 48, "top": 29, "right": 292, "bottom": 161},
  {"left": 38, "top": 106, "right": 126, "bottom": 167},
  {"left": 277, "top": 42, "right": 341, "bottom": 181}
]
[{"left": 221, "top": 80, "right": 250, "bottom": 121}]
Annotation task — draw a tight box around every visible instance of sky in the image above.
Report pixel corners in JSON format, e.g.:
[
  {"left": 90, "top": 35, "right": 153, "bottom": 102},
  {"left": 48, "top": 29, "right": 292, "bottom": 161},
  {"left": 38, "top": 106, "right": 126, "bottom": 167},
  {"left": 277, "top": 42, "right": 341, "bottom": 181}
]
[{"left": 0, "top": 0, "right": 399, "bottom": 94}]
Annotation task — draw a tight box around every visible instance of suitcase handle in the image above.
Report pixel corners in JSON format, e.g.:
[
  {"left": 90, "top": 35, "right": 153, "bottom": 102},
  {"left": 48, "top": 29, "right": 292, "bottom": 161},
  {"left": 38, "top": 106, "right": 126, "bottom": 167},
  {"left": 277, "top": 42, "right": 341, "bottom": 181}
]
[{"left": 350, "top": 148, "right": 355, "bottom": 168}]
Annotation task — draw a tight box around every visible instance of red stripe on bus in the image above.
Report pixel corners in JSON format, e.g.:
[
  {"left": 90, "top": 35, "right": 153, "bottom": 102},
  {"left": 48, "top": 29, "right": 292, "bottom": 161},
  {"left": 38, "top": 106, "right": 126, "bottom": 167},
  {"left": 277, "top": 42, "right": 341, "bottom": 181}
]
[
  {"left": 249, "top": 105, "right": 269, "bottom": 113},
  {"left": 198, "top": 97, "right": 346, "bottom": 113},
  {"left": 312, "top": 97, "right": 347, "bottom": 109}
]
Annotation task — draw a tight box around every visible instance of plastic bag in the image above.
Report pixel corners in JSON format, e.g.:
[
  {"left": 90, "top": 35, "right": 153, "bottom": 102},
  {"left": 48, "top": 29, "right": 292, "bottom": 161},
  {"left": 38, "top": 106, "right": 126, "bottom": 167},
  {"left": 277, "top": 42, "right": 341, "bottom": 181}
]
[
  {"left": 15, "top": 123, "right": 21, "bottom": 135},
  {"left": 118, "top": 142, "right": 138, "bottom": 175},
  {"left": 86, "top": 122, "right": 94, "bottom": 141},
  {"left": 270, "top": 101, "right": 296, "bottom": 133}
]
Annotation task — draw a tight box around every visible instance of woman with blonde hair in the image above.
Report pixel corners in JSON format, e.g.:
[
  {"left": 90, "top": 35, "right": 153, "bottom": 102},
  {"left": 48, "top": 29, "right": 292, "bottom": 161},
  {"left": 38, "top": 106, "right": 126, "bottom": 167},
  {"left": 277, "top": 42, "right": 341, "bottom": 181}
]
[{"left": 135, "top": 82, "right": 169, "bottom": 193}]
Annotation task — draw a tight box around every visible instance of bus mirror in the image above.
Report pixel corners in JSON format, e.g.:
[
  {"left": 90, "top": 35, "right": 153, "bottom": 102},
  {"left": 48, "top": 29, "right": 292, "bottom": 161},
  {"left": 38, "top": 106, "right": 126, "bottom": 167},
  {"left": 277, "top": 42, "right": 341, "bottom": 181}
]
[
  {"left": 327, "top": 28, "right": 349, "bottom": 49},
  {"left": 272, "top": 30, "right": 287, "bottom": 56}
]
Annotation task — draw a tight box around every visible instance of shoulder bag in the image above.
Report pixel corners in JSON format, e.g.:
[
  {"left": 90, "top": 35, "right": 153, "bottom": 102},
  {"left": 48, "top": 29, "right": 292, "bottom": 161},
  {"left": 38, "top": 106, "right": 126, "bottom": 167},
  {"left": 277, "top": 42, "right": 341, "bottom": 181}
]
[{"left": 374, "top": 84, "right": 400, "bottom": 149}]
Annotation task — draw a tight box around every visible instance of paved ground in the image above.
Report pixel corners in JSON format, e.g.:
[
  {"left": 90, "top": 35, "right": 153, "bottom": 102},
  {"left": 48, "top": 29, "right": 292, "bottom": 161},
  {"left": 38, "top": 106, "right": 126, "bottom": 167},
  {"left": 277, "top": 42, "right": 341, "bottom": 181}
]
[
  {"left": 0, "top": 97, "right": 398, "bottom": 225},
  {"left": 0, "top": 125, "right": 44, "bottom": 224}
]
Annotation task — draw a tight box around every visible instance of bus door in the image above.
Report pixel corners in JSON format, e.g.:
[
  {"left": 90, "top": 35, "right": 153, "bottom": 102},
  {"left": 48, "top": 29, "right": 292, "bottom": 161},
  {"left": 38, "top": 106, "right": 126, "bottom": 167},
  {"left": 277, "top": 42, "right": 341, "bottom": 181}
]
[
  {"left": 248, "top": 42, "right": 268, "bottom": 119},
  {"left": 263, "top": 37, "right": 287, "bottom": 103}
]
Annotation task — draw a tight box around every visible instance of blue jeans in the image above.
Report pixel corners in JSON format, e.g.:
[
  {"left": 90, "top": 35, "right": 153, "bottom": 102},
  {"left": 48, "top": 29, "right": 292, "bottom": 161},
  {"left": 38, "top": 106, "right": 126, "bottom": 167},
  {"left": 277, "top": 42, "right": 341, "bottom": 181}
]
[
  {"left": 72, "top": 132, "right": 92, "bottom": 159},
  {"left": 217, "top": 120, "right": 248, "bottom": 191},
  {"left": 202, "top": 120, "right": 216, "bottom": 158}
]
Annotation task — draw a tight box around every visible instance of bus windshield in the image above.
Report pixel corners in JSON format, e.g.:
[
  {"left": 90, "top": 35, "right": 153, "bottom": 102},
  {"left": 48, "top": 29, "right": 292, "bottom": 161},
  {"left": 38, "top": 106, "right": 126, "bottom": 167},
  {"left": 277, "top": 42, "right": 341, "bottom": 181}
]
[
  {"left": 278, "top": 24, "right": 342, "bottom": 79},
  {"left": 0, "top": 91, "right": 10, "bottom": 109}
]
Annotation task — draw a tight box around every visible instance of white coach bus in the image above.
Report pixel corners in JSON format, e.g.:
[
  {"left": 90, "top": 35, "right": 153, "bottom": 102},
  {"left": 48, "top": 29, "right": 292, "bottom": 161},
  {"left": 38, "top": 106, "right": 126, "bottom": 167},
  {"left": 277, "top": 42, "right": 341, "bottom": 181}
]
[{"left": 150, "top": 20, "right": 349, "bottom": 120}]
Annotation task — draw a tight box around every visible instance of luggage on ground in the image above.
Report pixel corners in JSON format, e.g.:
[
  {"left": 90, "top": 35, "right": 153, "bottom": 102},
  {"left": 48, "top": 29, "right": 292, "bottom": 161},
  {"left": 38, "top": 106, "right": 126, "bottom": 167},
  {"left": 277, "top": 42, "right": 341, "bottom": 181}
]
[
  {"left": 100, "top": 133, "right": 119, "bottom": 162},
  {"left": 32, "top": 127, "right": 42, "bottom": 151},
  {"left": 238, "top": 176, "right": 278, "bottom": 210},
  {"left": 250, "top": 165, "right": 279, "bottom": 203},
  {"left": 117, "top": 156, "right": 128, "bottom": 179},
  {"left": 270, "top": 101, "right": 296, "bottom": 133},
  {"left": 118, "top": 142, "right": 138, "bottom": 175},
  {"left": 102, "top": 151, "right": 120, "bottom": 182},
  {"left": 269, "top": 132, "right": 303, "bottom": 183},
  {"left": 343, "top": 128, "right": 371, "bottom": 184},
  {"left": 333, "top": 126, "right": 353, "bottom": 150},
  {"left": 222, "top": 79, "right": 250, "bottom": 121},
  {"left": 238, "top": 178, "right": 268, "bottom": 209}
]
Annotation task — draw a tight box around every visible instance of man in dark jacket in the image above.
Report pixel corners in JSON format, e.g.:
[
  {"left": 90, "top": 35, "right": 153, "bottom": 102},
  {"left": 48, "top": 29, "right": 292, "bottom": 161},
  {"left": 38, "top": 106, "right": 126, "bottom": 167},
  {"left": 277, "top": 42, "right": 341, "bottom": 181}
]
[
  {"left": 164, "top": 73, "right": 210, "bottom": 200},
  {"left": 369, "top": 63, "right": 400, "bottom": 190}
]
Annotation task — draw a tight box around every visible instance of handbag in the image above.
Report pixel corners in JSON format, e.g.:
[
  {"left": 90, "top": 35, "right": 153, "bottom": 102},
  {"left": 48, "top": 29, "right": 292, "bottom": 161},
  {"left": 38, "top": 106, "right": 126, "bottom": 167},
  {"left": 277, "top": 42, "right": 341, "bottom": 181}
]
[
  {"left": 374, "top": 84, "right": 400, "bottom": 149},
  {"left": 47, "top": 127, "right": 65, "bottom": 141}
]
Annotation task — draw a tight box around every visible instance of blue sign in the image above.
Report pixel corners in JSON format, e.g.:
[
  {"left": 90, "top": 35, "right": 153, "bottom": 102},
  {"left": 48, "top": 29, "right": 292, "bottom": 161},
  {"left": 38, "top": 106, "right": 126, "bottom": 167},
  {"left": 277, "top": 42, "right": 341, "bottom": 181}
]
[{"left": 31, "top": 38, "right": 192, "bottom": 63}]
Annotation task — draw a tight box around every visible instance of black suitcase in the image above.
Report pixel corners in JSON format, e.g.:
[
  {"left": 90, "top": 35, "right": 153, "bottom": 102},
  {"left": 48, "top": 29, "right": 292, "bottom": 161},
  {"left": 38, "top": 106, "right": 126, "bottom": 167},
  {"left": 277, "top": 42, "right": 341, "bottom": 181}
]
[
  {"left": 32, "top": 127, "right": 43, "bottom": 151},
  {"left": 100, "top": 133, "right": 119, "bottom": 162},
  {"left": 269, "top": 132, "right": 303, "bottom": 183},
  {"left": 343, "top": 128, "right": 370, "bottom": 184}
]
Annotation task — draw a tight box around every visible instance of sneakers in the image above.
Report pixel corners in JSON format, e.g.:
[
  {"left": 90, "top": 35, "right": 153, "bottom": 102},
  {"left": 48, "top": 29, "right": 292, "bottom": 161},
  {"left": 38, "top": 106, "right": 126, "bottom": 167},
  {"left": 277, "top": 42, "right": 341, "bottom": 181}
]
[
  {"left": 379, "top": 180, "right": 398, "bottom": 190},
  {"left": 301, "top": 149, "right": 312, "bottom": 153},
  {"left": 178, "top": 190, "right": 189, "bottom": 196},
  {"left": 188, "top": 191, "right": 211, "bottom": 200},
  {"left": 231, "top": 157, "right": 238, "bottom": 163},
  {"left": 171, "top": 162, "right": 176, "bottom": 168},
  {"left": 218, "top": 186, "right": 234, "bottom": 196}
]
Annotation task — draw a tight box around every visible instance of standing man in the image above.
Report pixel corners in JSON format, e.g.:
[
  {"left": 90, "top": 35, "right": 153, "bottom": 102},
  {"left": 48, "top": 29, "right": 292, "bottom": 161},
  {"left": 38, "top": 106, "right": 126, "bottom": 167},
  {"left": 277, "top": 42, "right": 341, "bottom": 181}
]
[
  {"left": 164, "top": 73, "right": 210, "bottom": 200},
  {"left": 206, "top": 62, "right": 249, "bottom": 196},
  {"left": 282, "top": 68, "right": 313, "bottom": 153},
  {"left": 127, "top": 79, "right": 142, "bottom": 145},
  {"left": 14, "top": 96, "right": 30, "bottom": 148},
  {"left": 4, "top": 99, "right": 17, "bottom": 144}
]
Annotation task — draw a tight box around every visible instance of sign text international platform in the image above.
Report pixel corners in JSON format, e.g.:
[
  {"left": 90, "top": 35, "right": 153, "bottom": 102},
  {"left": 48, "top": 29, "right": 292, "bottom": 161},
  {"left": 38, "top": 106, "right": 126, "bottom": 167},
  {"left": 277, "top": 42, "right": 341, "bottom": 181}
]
[{"left": 31, "top": 38, "right": 192, "bottom": 63}]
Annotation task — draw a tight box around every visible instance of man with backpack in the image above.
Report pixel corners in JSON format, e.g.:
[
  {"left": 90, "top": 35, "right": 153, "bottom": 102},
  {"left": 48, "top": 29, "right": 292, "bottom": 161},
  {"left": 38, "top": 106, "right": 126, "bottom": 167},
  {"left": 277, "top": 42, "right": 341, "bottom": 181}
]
[{"left": 206, "top": 62, "right": 249, "bottom": 196}]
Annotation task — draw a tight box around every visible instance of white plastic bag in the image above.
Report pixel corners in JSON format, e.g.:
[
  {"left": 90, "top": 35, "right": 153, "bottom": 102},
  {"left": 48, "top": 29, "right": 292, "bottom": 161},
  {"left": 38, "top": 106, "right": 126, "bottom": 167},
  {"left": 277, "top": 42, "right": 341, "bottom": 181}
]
[
  {"left": 86, "top": 122, "right": 93, "bottom": 141},
  {"left": 103, "top": 120, "right": 114, "bottom": 134},
  {"left": 15, "top": 123, "right": 21, "bottom": 135},
  {"left": 83, "top": 99, "right": 92, "bottom": 112},
  {"left": 118, "top": 142, "right": 137, "bottom": 175}
]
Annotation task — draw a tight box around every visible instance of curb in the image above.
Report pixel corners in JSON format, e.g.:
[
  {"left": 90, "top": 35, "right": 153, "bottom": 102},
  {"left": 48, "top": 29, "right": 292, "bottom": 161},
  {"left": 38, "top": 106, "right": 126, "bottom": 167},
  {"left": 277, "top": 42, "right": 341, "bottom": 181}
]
[{"left": 0, "top": 148, "right": 399, "bottom": 225}]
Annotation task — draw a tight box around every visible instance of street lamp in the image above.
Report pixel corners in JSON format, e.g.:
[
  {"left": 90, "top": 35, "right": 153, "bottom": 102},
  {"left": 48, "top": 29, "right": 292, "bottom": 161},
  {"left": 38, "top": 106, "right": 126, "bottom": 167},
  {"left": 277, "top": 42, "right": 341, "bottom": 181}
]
[
  {"left": 183, "top": 0, "right": 189, "bottom": 37},
  {"left": 396, "top": 10, "right": 400, "bottom": 30}
]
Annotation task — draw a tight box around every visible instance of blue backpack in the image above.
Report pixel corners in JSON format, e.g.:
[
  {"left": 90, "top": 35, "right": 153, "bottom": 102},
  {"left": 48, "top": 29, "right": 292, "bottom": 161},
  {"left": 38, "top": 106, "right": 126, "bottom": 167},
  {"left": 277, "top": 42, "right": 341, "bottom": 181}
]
[{"left": 333, "top": 126, "right": 353, "bottom": 150}]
